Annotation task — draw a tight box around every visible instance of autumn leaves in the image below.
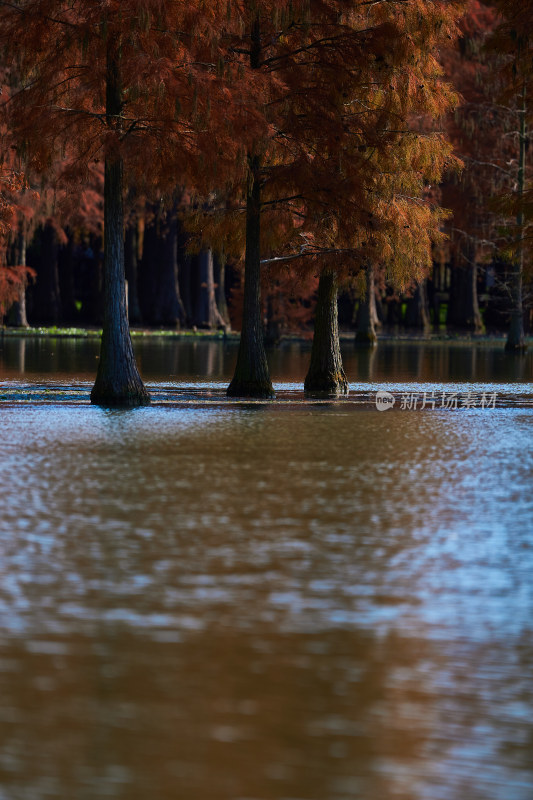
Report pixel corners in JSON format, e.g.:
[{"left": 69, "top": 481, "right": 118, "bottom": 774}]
[{"left": 1, "top": 1, "right": 462, "bottom": 403}]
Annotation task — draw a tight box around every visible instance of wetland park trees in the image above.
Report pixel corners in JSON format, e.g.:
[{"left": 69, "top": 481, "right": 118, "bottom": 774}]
[
  {"left": 0, "top": 0, "right": 249, "bottom": 405},
  {"left": 488, "top": 0, "right": 533, "bottom": 352},
  {"left": 1, "top": 1, "right": 465, "bottom": 401},
  {"left": 198, "top": 0, "right": 461, "bottom": 396},
  {"left": 439, "top": 0, "right": 533, "bottom": 347}
]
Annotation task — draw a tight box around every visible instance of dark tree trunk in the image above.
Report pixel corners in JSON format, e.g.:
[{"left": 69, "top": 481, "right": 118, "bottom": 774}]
[
  {"left": 227, "top": 156, "right": 274, "bottom": 398},
  {"left": 385, "top": 288, "right": 401, "bottom": 328},
  {"left": 30, "top": 222, "right": 61, "bottom": 324},
  {"left": 505, "top": 263, "right": 526, "bottom": 351},
  {"left": 10, "top": 229, "right": 29, "bottom": 328},
  {"left": 404, "top": 280, "right": 431, "bottom": 333},
  {"left": 176, "top": 221, "right": 193, "bottom": 325},
  {"left": 76, "top": 234, "right": 103, "bottom": 324},
  {"left": 355, "top": 263, "right": 378, "bottom": 347},
  {"left": 153, "top": 206, "right": 186, "bottom": 328},
  {"left": 227, "top": 19, "right": 273, "bottom": 397},
  {"left": 90, "top": 43, "right": 149, "bottom": 407},
  {"left": 124, "top": 222, "right": 142, "bottom": 324},
  {"left": 58, "top": 231, "right": 77, "bottom": 324},
  {"left": 91, "top": 156, "right": 150, "bottom": 406},
  {"left": 446, "top": 251, "right": 484, "bottom": 333},
  {"left": 265, "top": 288, "right": 283, "bottom": 346},
  {"left": 179, "top": 254, "right": 193, "bottom": 325},
  {"left": 138, "top": 204, "right": 159, "bottom": 324},
  {"left": 305, "top": 270, "right": 348, "bottom": 396}
]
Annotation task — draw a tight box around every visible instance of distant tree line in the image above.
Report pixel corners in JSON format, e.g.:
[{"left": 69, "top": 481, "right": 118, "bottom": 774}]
[{"left": 5, "top": 214, "right": 528, "bottom": 341}]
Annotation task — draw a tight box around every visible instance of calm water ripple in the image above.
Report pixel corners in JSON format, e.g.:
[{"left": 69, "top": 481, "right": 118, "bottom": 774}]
[{"left": 0, "top": 339, "right": 532, "bottom": 799}]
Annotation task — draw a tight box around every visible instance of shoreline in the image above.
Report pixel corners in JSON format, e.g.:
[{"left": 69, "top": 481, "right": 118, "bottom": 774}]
[{"left": 0, "top": 325, "right": 531, "bottom": 348}]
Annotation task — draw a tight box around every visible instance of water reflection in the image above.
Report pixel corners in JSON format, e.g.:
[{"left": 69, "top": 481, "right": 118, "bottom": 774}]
[
  {"left": 0, "top": 402, "right": 532, "bottom": 799},
  {"left": 1, "top": 335, "right": 533, "bottom": 384},
  {"left": 1, "top": 340, "right": 533, "bottom": 800}
]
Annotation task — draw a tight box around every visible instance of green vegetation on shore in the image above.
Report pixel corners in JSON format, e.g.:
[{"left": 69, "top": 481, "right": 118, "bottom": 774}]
[{"left": 0, "top": 326, "right": 239, "bottom": 341}]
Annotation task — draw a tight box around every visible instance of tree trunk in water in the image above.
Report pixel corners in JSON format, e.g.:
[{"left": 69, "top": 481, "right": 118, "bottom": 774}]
[
  {"left": 305, "top": 270, "right": 348, "bottom": 396},
  {"left": 11, "top": 229, "right": 29, "bottom": 328},
  {"left": 355, "top": 263, "right": 378, "bottom": 347},
  {"left": 91, "top": 43, "right": 149, "bottom": 407},
  {"left": 227, "top": 157, "right": 274, "bottom": 398},
  {"left": 506, "top": 84, "right": 527, "bottom": 352},
  {"left": 91, "top": 156, "right": 150, "bottom": 406}
]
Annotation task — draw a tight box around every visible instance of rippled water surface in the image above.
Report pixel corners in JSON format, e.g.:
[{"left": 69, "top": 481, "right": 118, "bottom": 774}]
[{"left": 0, "top": 337, "right": 532, "bottom": 800}]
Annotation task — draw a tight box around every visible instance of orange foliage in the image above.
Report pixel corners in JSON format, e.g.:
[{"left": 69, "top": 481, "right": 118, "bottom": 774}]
[
  {"left": 0, "top": 264, "right": 35, "bottom": 319},
  {"left": 190, "top": 1, "right": 462, "bottom": 291}
]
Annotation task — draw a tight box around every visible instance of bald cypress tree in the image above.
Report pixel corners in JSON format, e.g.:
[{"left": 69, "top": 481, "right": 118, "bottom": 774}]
[
  {"left": 219, "top": 1, "right": 461, "bottom": 394},
  {"left": 0, "top": 0, "right": 248, "bottom": 402}
]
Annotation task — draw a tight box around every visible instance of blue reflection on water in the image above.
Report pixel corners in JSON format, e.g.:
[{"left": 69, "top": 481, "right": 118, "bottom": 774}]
[{"left": 0, "top": 384, "right": 532, "bottom": 800}]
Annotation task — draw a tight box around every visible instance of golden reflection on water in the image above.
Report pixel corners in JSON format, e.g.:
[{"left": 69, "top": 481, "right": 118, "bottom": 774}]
[{"left": 1, "top": 335, "right": 533, "bottom": 384}]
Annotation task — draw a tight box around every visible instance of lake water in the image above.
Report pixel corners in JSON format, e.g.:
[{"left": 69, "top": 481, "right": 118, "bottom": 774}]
[{"left": 1, "top": 336, "right": 532, "bottom": 800}]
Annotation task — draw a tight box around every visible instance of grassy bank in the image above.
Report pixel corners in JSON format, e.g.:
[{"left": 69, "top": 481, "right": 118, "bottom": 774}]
[
  {"left": 1, "top": 325, "right": 530, "bottom": 348},
  {"left": 0, "top": 325, "right": 239, "bottom": 341}
]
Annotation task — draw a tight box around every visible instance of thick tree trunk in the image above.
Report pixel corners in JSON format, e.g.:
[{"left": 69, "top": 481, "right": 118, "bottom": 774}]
[
  {"left": 305, "top": 270, "right": 348, "bottom": 396},
  {"left": 91, "top": 157, "right": 150, "bottom": 406},
  {"left": 91, "top": 43, "right": 149, "bottom": 407},
  {"left": 227, "top": 19, "right": 273, "bottom": 397},
  {"left": 227, "top": 157, "right": 274, "bottom": 398},
  {"left": 355, "top": 263, "right": 378, "bottom": 347}
]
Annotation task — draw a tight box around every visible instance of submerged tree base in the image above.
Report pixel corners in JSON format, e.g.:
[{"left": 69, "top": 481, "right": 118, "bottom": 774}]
[
  {"left": 505, "top": 313, "right": 527, "bottom": 353},
  {"left": 304, "top": 370, "right": 349, "bottom": 397},
  {"left": 504, "top": 340, "right": 528, "bottom": 354},
  {"left": 90, "top": 381, "right": 151, "bottom": 407},
  {"left": 305, "top": 271, "right": 348, "bottom": 398},
  {"left": 226, "top": 378, "right": 275, "bottom": 399},
  {"left": 354, "top": 330, "right": 378, "bottom": 348}
]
